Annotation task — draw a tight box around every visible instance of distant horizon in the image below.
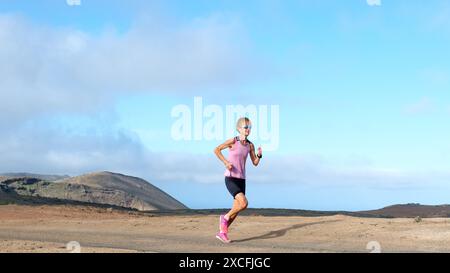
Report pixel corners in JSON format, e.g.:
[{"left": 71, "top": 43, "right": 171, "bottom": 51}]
[{"left": 2, "top": 170, "right": 449, "bottom": 213}]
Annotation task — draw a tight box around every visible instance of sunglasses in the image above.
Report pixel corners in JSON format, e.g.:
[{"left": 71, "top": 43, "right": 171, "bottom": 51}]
[{"left": 241, "top": 125, "right": 252, "bottom": 130}]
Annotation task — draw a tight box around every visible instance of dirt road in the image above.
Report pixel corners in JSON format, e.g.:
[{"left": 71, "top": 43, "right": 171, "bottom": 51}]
[{"left": 1, "top": 205, "right": 450, "bottom": 253}]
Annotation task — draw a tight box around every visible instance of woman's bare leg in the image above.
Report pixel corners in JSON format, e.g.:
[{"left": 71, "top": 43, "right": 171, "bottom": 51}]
[
  {"left": 225, "top": 193, "right": 248, "bottom": 226},
  {"left": 227, "top": 199, "right": 240, "bottom": 226}
]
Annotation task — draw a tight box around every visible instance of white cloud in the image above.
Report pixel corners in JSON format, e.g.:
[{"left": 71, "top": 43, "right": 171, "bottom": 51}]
[
  {"left": 366, "top": 0, "right": 381, "bottom": 7},
  {"left": 66, "top": 0, "right": 81, "bottom": 6},
  {"left": 0, "top": 11, "right": 277, "bottom": 192},
  {"left": 0, "top": 13, "right": 268, "bottom": 125},
  {"left": 403, "top": 97, "right": 433, "bottom": 114},
  {"left": 0, "top": 119, "right": 441, "bottom": 191}
]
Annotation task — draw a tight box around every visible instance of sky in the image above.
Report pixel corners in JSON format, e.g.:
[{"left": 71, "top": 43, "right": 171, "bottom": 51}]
[{"left": 1, "top": 0, "right": 450, "bottom": 211}]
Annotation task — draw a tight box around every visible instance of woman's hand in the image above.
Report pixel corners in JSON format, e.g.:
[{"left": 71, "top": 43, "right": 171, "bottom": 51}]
[
  {"left": 257, "top": 146, "right": 262, "bottom": 157},
  {"left": 249, "top": 144, "right": 262, "bottom": 166},
  {"left": 225, "top": 161, "right": 233, "bottom": 170}
]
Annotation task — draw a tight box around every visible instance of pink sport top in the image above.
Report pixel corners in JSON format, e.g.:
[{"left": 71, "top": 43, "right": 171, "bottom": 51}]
[{"left": 224, "top": 136, "right": 251, "bottom": 179}]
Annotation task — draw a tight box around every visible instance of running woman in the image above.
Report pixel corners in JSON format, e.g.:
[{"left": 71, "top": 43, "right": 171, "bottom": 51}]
[{"left": 214, "top": 117, "right": 262, "bottom": 243}]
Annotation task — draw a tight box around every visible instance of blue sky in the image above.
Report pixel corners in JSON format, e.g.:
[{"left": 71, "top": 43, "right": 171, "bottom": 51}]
[{"left": 1, "top": 0, "right": 450, "bottom": 211}]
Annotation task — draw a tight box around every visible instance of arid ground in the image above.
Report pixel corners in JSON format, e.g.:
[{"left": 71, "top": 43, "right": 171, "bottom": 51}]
[{"left": 1, "top": 205, "right": 450, "bottom": 253}]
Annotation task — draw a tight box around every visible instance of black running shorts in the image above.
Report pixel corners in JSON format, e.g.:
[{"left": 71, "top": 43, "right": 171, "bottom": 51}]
[{"left": 225, "top": 176, "right": 246, "bottom": 198}]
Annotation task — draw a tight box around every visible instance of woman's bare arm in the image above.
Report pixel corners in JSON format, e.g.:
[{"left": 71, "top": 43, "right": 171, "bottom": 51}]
[
  {"left": 214, "top": 138, "right": 235, "bottom": 170},
  {"left": 249, "top": 143, "right": 261, "bottom": 166}
]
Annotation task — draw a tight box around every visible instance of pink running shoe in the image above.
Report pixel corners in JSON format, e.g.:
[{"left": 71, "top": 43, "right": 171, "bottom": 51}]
[
  {"left": 216, "top": 232, "right": 231, "bottom": 243},
  {"left": 219, "top": 215, "right": 229, "bottom": 233}
]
